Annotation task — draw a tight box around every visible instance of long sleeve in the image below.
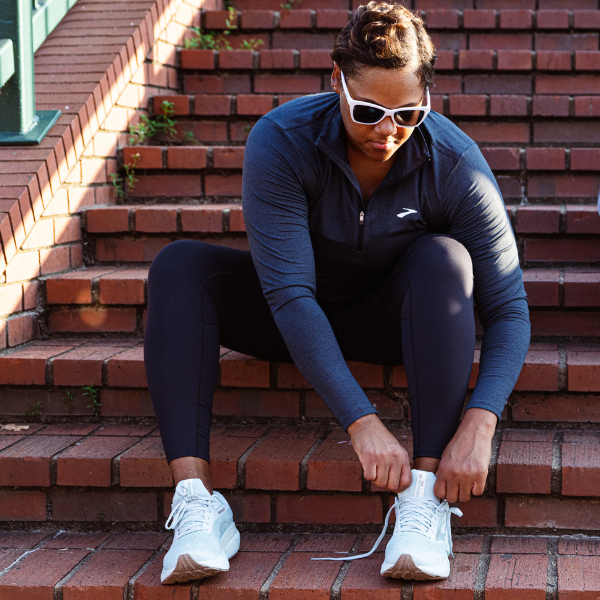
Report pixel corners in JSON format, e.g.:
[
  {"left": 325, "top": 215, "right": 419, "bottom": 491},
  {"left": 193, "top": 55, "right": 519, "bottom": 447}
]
[
  {"left": 444, "top": 144, "right": 531, "bottom": 419},
  {"left": 242, "top": 117, "right": 377, "bottom": 429}
]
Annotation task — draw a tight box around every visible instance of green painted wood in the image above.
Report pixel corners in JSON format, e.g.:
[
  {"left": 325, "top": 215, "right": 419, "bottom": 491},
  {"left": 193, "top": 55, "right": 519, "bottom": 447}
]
[
  {"left": 32, "top": 0, "right": 79, "bottom": 52},
  {"left": 0, "top": 40, "right": 15, "bottom": 89}
]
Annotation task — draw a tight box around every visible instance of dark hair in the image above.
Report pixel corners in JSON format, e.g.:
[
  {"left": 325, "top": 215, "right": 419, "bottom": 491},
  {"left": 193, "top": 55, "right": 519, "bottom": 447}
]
[{"left": 330, "top": 1, "right": 437, "bottom": 89}]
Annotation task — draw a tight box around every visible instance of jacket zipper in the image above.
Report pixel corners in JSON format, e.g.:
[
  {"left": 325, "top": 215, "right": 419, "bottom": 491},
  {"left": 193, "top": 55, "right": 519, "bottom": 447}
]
[{"left": 357, "top": 210, "right": 365, "bottom": 252}]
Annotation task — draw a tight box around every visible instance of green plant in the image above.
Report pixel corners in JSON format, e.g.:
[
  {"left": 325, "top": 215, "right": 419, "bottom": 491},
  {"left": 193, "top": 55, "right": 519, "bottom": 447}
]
[
  {"left": 184, "top": 26, "right": 233, "bottom": 50},
  {"left": 239, "top": 38, "right": 264, "bottom": 50},
  {"left": 153, "top": 101, "right": 178, "bottom": 141},
  {"left": 24, "top": 401, "right": 43, "bottom": 420},
  {"left": 111, "top": 151, "right": 140, "bottom": 201},
  {"left": 182, "top": 130, "right": 199, "bottom": 145},
  {"left": 128, "top": 114, "right": 155, "bottom": 145},
  {"left": 61, "top": 389, "right": 75, "bottom": 413},
  {"left": 280, "top": 0, "right": 301, "bottom": 10},
  {"left": 97, "top": 512, "right": 105, "bottom": 521},
  {"left": 83, "top": 385, "right": 101, "bottom": 418},
  {"left": 225, "top": 6, "right": 238, "bottom": 29}
]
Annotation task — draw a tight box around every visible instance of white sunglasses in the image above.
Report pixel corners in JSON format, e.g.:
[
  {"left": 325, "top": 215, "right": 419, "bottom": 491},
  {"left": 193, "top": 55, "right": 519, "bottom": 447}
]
[{"left": 340, "top": 70, "right": 430, "bottom": 128}]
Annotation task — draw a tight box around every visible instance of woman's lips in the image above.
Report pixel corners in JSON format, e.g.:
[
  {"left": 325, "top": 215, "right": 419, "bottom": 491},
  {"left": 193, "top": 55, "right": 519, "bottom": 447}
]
[{"left": 370, "top": 140, "right": 392, "bottom": 150}]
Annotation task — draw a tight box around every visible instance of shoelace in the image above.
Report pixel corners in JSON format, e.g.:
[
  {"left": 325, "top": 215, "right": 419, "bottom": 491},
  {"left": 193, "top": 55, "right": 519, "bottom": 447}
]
[
  {"left": 312, "top": 497, "right": 462, "bottom": 563},
  {"left": 165, "top": 488, "right": 217, "bottom": 539}
]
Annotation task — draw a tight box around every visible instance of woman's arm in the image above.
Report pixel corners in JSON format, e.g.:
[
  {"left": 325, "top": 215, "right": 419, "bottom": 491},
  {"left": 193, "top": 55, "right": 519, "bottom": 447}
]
[{"left": 242, "top": 116, "right": 377, "bottom": 429}]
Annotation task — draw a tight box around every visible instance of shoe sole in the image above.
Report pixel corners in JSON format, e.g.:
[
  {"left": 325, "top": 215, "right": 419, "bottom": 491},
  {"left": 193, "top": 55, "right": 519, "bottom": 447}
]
[
  {"left": 381, "top": 554, "right": 449, "bottom": 580},
  {"left": 161, "top": 524, "right": 240, "bottom": 585}
]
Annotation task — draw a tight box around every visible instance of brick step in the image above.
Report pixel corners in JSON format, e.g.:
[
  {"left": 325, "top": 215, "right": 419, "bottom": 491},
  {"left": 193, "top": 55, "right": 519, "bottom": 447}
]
[
  {"left": 2, "top": 423, "right": 600, "bottom": 532},
  {"left": 3, "top": 531, "right": 599, "bottom": 600},
  {"left": 0, "top": 338, "right": 599, "bottom": 420},
  {"left": 197, "top": 7, "right": 600, "bottom": 41}
]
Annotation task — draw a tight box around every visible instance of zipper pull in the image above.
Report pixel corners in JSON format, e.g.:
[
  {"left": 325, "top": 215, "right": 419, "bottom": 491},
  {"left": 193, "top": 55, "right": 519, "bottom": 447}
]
[{"left": 359, "top": 211, "right": 364, "bottom": 224}]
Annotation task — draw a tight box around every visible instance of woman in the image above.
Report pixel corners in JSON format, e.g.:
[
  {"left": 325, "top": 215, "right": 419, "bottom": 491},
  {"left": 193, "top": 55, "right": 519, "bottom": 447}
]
[{"left": 144, "top": 1, "right": 530, "bottom": 585}]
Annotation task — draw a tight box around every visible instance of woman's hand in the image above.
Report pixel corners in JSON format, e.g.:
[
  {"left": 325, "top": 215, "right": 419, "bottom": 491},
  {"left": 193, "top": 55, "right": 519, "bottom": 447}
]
[
  {"left": 348, "top": 413, "right": 412, "bottom": 493},
  {"left": 433, "top": 408, "right": 497, "bottom": 503}
]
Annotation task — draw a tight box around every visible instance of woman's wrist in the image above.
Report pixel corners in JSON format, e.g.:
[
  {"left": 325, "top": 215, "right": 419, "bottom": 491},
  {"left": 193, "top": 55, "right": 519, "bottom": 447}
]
[{"left": 459, "top": 407, "right": 497, "bottom": 439}]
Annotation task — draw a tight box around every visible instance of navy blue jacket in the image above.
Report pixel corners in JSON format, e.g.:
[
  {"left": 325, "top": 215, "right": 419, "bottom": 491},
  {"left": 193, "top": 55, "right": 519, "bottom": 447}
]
[{"left": 242, "top": 91, "right": 531, "bottom": 429}]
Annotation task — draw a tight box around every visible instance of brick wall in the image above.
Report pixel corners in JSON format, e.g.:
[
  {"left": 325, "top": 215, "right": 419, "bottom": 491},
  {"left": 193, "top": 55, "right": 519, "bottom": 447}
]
[{"left": 0, "top": 0, "right": 222, "bottom": 349}]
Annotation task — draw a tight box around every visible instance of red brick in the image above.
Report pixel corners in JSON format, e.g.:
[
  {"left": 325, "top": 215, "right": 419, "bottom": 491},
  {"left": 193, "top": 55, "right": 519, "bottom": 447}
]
[
  {"left": 536, "top": 50, "right": 572, "bottom": 70},
  {"left": 210, "top": 434, "right": 257, "bottom": 489},
  {"left": 62, "top": 549, "right": 153, "bottom": 600},
  {"left": 134, "top": 551, "right": 193, "bottom": 599},
  {"left": 119, "top": 438, "right": 172, "bottom": 487},
  {"left": 200, "top": 551, "right": 281, "bottom": 599},
  {"left": 526, "top": 147, "right": 566, "bottom": 170},
  {"left": 254, "top": 74, "right": 322, "bottom": 93},
  {"left": 435, "top": 50, "right": 455, "bottom": 71},
  {"left": 453, "top": 497, "right": 497, "bottom": 528},
  {"left": 458, "top": 49, "right": 493, "bottom": 70},
  {"left": 180, "top": 206, "right": 224, "bottom": 232},
  {"left": 574, "top": 9, "right": 600, "bottom": 29},
  {"left": 457, "top": 122, "right": 530, "bottom": 143},
  {"left": 522, "top": 269, "right": 560, "bottom": 306},
  {"left": 41, "top": 246, "right": 70, "bottom": 276},
  {"left": 470, "top": 33, "right": 532, "bottom": 50},
  {"left": 152, "top": 95, "right": 190, "bottom": 116},
  {"left": 239, "top": 533, "right": 293, "bottom": 553},
  {"left": 237, "top": 94, "right": 273, "bottom": 115},
  {"left": 449, "top": 94, "right": 486, "bottom": 116},
  {"left": 219, "top": 49, "right": 254, "bottom": 70},
  {"left": 0, "top": 548, "right": 89, "bottom": 597},
  {"left": 557, "top": 556, "right": 600, "bottom": 599},
  {"left": 0, "top": 345, "right": 76, "bottom": 385},
  {"left": 0, "top": 283, "right": 23, "bottom": 316},
  {"left": 341, "top": 556, "right": 404, "bottom": 598},
  {"left": 245, "top": 437, "right": 313, "bottom": 490},
  {"left": 279, "top": 8, "right": 313, "bottom": 28},
  {"left": 570, "top": 149, "right": 600, "bottom": 172},
  {"left": 51, "top": 490, "right": 157, "bottom": 522},
  {"left": 412, "top": 553, "right": 479, "bottom": 600},
  {"left": 53, "top": 345, "right": 124, "bottom": 386},
  {"left": 530, "top": 312, "right": 600, "bottom": 337},
  {"left": 490, "top": 94, "right": 528, "bottom": 116},
  {"left": 537, "top": 75, "right": 600, "bottom": 95},
  {"left": 505, "top": 498, "right": 600, "bottom": 529},
  {"left": 497, "top": 440, "right": 553, "bottom": 494},
  {"left": 517, "top": 205, "right": 560, "bottom": 233},
  {"left": 512, "top": 393, "right": 600, "bottom": 422},
  {"left": 277, "top": 495, "right": 382, "bottom": 525},
  {"left": 0, "top": 435, "right": 78, "bottom": 487},
  {"left": 48, "top": 307, "right": 137, "bottom": 333},
  {"left": 491, "top": 536, "right": 548, "bottom": 554},
  {"left": 559, "top": 537, "right": 600, "bottom": 555},
  {"left": 213, "top": 147, "right": 244, "bottom": 169},
  {"left": 463, "top": 9, "right": 496, "bottom": 28},
  {"left": 500, "top": 9, "right": 533, "bottom": 28},
  {"left": 567, "top": 352, "right": 600, "bottom": 392},
  {"left": 241, "top": 10, "right": 275, "bottom": 29},
  {"left": 123, "top": 146, "right": 162, "bottom": 170},
  {"left": 98, "top": 269, "right": 147, "bottom": 305},
  {"left": 307, "top": 433, "right": 362, "bottom": 492},
  {"left": 537, "top": 33, "right": 599, "bottom": 52},
  {"left": 425, "top": 9, "right": 459, "bottom": 28},
  {"left": 7, "top": 313, "right": 37, "bottom": 347},
  {"left": 213, "top": 389, "right": 300, "bottom": 418},
  {"left": 259, "top": 49, "right": 295, "bottom": 70},
  {"left": 0, "top": 490, "right": 46, "bottom": 520},
  {"left": 535, "top": 121, "right": 600, "bottom": 144},
  {"left": 106, "top": 347, "right": 147, "bottom": 388},
  {"left": 166, "top": 146, "right": 208, "bottom": 169},
  {"left": 513, "top": 350, "right": 559, "bottom": 391},
  {"left": 481, "top": 147, "right": 520, "bottom": 171},
  {"left": 564, "top": 271, "right": 600, "bottom": 307},
  {"left": 100, "top": 389, "right": 154, "bottom": 418},
  {"left": 205, "top": 174, "right": 243, "bottom": 196},
  {"left": 219, "top": 492, "right": 271, "bottom": 523},
  {"left": 498, "top": 50, "right": 532, "bottom": 70},
  {"left": 537, "top": 9, "right": 570, "bottom": 29},
  {"left": 220, "top": 351, "right": 270, "bottom": 387},
  {"left": 0, "top": 531, "right": 48, "bottom": 548},
  {"left": 193, "top": 94, "right": 232, "bottom": 115},
  {"left": 86, "top": 207, "right": 130, "bottom": 233},
  {"left": 562, "top": 443, "right": 600, "bottom": 497},
  {"left": 57, "top": 436, "right": 139, "bottom": 487},
  {"left": 533, "top": 95, "right": 570, "bottom": 117},
  {"left": 316, "top": 8, "right": 350, "bottom": 28},
  {"left": 180, "top": 49, "right": 215, "bottom": 69},
  {"left": 184, "top": 74, "right": 251, "bottom": 94},
  {"left": 134, "top": 207, "right": 177, "bottom": 233},
  {"left": 299, "top": 49, "right": 333, "bottom": 70},
  {"left": 485, "top": 554, "right": 547, "bottom": 600},
  {"left": 525, "top": 239, "right": 600, "bottom": 263},
  {"left": 294, "top": 533, "right": 356, "bottom": 553},
  {"left": 347, "top": 362, "right": 383, "bottom": 387}
]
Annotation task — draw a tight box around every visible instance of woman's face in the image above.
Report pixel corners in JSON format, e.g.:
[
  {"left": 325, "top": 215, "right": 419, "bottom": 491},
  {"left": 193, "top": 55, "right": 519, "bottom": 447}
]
[{"left": 331, "top": 63, "right": 425, "bottom": 164}]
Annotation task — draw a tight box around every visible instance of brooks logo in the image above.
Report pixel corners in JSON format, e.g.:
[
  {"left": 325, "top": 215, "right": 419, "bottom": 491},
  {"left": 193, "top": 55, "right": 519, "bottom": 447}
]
[{"left": 397, "top": 209, "right": 417, "bottom": 218}]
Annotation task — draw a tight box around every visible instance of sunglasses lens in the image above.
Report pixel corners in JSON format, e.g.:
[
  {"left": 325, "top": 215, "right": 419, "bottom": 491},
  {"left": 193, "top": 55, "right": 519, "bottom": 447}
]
[
  {"left": 353, "top": 105, "right": 385, "bottom": 124},
  {"left": 394, "top": 109, "right": 425, "bottom": 127}
]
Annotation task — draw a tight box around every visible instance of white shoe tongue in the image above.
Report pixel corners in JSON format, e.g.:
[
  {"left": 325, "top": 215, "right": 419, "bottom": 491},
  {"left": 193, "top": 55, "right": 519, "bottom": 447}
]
[
  {"left": 174, "top": 478, "right": 212, "bottom": 503},
  {"left": 398, "top": 469, "right": 440, "bottom": 502}
]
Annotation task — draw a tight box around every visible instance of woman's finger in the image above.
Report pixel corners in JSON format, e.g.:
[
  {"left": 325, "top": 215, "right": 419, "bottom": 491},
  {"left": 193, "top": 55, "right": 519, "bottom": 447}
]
[
  {"left": 433, "top": 475, "right": 447, "bottom": 500},
  {"left": 458, "top": 481, "right": 473, "bottom": 503}
]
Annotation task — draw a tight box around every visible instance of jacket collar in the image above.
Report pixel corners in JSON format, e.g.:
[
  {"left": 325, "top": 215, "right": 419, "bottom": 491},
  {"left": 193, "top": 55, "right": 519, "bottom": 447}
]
[{"left": 315, "top": 97, "right": 431, "bottom": 196}]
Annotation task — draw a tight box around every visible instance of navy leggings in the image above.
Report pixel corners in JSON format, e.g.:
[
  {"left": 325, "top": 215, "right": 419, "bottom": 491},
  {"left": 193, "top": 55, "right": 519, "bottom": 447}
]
[{"left": 144, "top": 233, "right": 476, "bottom": 464}]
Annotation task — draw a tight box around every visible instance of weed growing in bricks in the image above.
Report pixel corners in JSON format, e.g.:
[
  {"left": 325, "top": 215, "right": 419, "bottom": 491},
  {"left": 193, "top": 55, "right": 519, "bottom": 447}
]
[
  {"left": 128, "top": 115, "right": 155, "bottom": 145},
  {"left": 239, "top": 38, "right": 264, "bottom": 50},
  {"left": 153, "top": 101, "right": 178, "bottom": 141},
  {"left": 111, "top": 152, "right": 140, "bottom": 201},
  {"left": 281, "top": 0, "right": 302, "bottom": 10},
  {"left": 83, "top": 385, "right": 102, "bottom": 418},
  {"left": 182, "top": 131, "right": 199, "bottom": 145},
  {"left": 24, "top": 401, "right": 43, "bottom": 421},
  {"left": 61, "top": 389, "right": 76, "bottom": 414},
  {"left": 97, "top": 512, "right": 105, "bottom": 522}
]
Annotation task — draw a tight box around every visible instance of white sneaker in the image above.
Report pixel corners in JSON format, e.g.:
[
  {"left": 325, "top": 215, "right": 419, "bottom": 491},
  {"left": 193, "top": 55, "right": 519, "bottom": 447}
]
[
  {"left": 311, "top": 468, "right": 462, "bottom": 581},
  {"left": 161, "top": 478, "right": 240, "bottom": 585},
  {"left": 380, "top": 469, "right": 462, "bottom": 580}
]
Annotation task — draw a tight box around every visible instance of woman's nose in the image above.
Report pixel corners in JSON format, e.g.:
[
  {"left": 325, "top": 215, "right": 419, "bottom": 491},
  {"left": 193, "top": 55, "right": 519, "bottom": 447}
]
[{"left": 374, "top": 115, "right": 397, "bottom": 136}]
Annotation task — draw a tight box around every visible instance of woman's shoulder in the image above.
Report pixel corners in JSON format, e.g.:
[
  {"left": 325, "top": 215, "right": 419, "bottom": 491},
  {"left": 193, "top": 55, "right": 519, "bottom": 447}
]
[{"left": 422, "top": 111, "right": 478, "bottom": 163}]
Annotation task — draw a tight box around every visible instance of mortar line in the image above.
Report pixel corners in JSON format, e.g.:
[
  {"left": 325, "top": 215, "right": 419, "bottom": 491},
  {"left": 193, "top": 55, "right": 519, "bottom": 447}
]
[{"left": 259, "top": 535, "right": 300, "bottom": 600}]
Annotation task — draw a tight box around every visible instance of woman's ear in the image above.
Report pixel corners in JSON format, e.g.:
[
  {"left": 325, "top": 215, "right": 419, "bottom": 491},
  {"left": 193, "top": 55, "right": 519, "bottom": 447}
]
[{"left": 331, "top": 62, "right": 341, "bottom": 94}]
